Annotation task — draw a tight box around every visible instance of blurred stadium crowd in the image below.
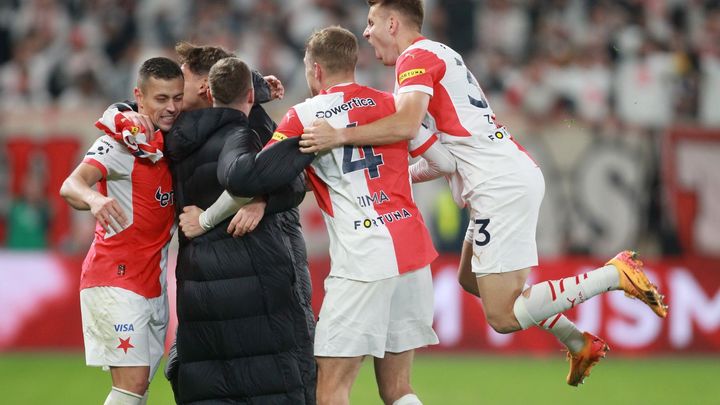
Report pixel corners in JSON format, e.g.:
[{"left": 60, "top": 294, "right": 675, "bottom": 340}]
[{"left": 1, "top": 0, "right": 719, "bottom": 256}]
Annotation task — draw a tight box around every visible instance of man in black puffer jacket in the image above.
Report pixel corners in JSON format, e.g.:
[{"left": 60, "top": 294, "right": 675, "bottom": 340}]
[{"left": 163, "top": 57, "right": 314, "bottom": 404}]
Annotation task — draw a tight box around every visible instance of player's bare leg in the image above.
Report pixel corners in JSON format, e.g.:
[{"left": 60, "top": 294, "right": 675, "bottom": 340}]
[
  {"left": 316, "top": 356, "right": 364, "bottom": 405},
  {"left": 457, "top": 241, "right": 480, "bottom": 296},
  {"left": 374, "top": 350, "right": 420, "bottom": 405},
  {"left": 105, "top": 366, "right": 149, "bottom": 404}
]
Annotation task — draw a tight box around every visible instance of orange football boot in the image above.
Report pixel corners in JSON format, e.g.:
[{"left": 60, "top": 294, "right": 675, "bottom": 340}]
[
  {"left": 607, "top": 250, "right": 668, "bottom": 318},
  {"left": 567, "top": 332, "right": 609, "bottom": 386}
]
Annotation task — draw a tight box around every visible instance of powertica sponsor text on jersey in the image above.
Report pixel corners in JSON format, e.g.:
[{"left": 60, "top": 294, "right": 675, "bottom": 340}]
[{"left": 315, "top": 97, "right": 377, "bottom": 119}]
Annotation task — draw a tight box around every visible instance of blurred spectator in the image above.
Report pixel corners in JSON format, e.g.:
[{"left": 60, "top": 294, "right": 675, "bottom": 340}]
[
  {"left": 1, "top": 0, "right": 718, "bottom": 257},
  {"left": 6, "top": 175, "right": 50, "bottom": 250}
]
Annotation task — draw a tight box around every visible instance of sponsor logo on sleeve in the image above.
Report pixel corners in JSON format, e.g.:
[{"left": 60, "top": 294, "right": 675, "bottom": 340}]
[
  {"left": 272, "top": 132, "right": 288, "bottom": 142},
  {"left": 398, "top": 68, "right": 426, "bottom": 84}
]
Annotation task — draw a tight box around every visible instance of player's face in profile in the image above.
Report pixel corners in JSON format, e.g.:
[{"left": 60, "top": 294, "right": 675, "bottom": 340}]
[
  {"left": 136, "top": 77, "right": 184, "bottom": 133},
  {"left": 180, "top": 64, "right": 205, "bottom": 111},
  {"left": 364, "top": 5, "right": 396, "bottom": 66},
  {"left": 304, "top": 53, "right": 320, "bottom": 96}
]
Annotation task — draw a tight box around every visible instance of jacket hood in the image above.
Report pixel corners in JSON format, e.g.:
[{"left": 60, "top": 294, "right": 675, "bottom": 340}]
[{"left": 165, "top": 107, "right": 249, "bottom": 162}]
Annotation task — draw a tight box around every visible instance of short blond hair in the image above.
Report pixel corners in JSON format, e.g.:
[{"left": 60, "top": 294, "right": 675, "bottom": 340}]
[{"left": 305, "top": 26, "right": 358, "bottom": 75}]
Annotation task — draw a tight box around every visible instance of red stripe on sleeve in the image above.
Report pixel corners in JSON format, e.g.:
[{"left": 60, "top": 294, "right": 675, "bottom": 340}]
[
  {"left": 409, "top": 133, "right": 438, "bottom": 157},
  {"left": 83, "top": 158, "right": 108, "bottom": 179}
]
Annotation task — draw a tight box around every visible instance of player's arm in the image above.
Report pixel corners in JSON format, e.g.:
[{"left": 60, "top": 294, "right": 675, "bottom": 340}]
[
  {"left": 178, "top": 191, "right": 252, "bottom": 238},
  {"left": 300, "top": 91, "right": 429, "bottom": 153},
  {"left": 218, "top": 109, "right": 314, "bottom": 198},
  {"left": 411, "top": 141, "right": 456, "bottom": 183},
  {"left": 60, "top": 163, "right": 128, "bottom": 233}
]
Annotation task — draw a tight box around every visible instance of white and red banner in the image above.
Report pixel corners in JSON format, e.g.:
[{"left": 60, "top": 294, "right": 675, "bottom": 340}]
[{"left": 2, "top": 251, "right": 718, "bottom": 355}]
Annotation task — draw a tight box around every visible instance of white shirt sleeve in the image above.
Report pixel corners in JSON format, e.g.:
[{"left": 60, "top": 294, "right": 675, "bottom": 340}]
[
  {"left": 83, "top": 135, "right": 133, "bottom": 179},
  {"left": 199, "top": 191, "right": 252, "bottom": 231}
]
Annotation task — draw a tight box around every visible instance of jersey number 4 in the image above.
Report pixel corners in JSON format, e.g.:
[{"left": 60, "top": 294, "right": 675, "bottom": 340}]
[{"left": 341, "top": 123, "right": 384, "bottom": 178}]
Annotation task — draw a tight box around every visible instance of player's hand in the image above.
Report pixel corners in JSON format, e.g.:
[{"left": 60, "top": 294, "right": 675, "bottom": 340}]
[
  {"left": 179, "top": 206, "right": 206, "bottom": 239},
  {"left": 88, "top": 194, "right": 128, "bottom": 233},
  {"left": 300, "top": 119, "right": 343, "bottom": 154},
  {"left": 121, "top": 111, "right": 155, "bottom": 142},
  {"left": 264, "top": 75, "right": 284, "bottom": 100},
  {"left": 227, "top": 198, "right": 266, "bottom": 237}
]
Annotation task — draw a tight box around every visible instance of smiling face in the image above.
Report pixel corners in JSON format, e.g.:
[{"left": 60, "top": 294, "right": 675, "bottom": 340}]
[
  {"left": 134, "top": 76, "right": 184, "bottom": 132},
  {"left": 363, "top": 5, "right": 400, "bottom": 66}
]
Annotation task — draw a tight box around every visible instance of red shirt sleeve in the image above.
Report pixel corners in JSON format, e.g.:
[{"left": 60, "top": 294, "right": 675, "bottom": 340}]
[
  {"left": 265, "top": 107, "right": 303, "bottom": 148},
  {"left": 395, "top": 48, "right": 445, "bottom": 95}
]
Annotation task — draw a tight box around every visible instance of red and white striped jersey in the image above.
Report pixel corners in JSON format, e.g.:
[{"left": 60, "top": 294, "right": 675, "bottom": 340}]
[
  {"left": 395, "top": 37, "right": 538, "bottom": 203},
  {"left": 268, "top": 82, "right": 437, "bottom": 281},
  {"left": 80, "top": 135, "right": 175, "bottom": 298}
]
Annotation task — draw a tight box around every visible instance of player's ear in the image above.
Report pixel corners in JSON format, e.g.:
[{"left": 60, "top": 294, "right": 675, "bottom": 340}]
[
  {"left": 206, "top": 88, "right": 214, "bottom": 105},
  {"left": 247, "top": 87, "right": 255, "bottom": 106},
  {"left": 133, "top": 87, "right": 143, "bottom": 108},
  {"left": 314, "top": 62, "right": 322, "bottom": 82},
  {"left": 198, "top": 77, "right": 208, "bottom": 95}
]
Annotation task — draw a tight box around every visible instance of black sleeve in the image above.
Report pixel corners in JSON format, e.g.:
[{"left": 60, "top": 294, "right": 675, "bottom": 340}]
[
  {"left": 264, "top": 173, "right": 307, "bottom": 214},
  {"left": 252, "top": 70, "right": 272, "bottom": 104},
  {"left": 248, "top": 104, "right": 276, "bottom": 146},
  {"left": 218, "top": 133, "right": 315, "bottom": 198}
]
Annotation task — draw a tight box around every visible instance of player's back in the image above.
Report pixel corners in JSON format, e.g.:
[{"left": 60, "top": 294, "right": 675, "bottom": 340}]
[
  {"left": 273, "top": 83, "right": 436, "bottom": 281},
  {"left": 396, "top": 38, "right": 539, "bottom": 197}
]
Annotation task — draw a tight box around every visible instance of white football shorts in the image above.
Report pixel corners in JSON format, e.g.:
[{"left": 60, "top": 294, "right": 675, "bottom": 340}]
[
  {"left": 464, "top": 167, "right": 545, "bottom": 275},
  {"left": 80, "top": 286, "right": 168, "bottom": 379},
  {"left": 314, "top": 266, "right": 439, "bottom": 358}
]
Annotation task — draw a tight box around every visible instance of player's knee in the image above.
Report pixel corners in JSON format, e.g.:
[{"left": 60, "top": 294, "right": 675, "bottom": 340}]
[
  {"left": 485, "top": 312, "right": 518, "bottom": 334},
  {"left": 378, "top": 382, "right": 412, "bottom": 405},
  {"left": 118, "top": 376, "right": 149, "bottom": 396}
]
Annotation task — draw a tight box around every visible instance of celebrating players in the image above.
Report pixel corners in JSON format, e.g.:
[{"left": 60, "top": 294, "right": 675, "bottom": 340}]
[{"left": 300, "top": 0, "right": 669, "bottom": 386}]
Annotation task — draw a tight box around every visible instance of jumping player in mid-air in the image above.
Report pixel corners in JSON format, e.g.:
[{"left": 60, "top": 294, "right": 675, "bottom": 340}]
[{"left": 300, "top": 0, "right": 668, "bottom": 387}]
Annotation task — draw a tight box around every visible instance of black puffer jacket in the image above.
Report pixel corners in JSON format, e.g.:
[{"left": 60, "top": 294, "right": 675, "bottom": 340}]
[{"left": 165, "top": 106, "right": 314, "bottom": 404}]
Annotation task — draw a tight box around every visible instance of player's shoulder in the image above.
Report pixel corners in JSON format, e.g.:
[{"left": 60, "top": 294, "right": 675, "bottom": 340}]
[
  {"left": 402, "top": 38, "right": 455, "bottom": 61},
  {"left": 87, "top": 135, "right": 125, "bottom": 156}
]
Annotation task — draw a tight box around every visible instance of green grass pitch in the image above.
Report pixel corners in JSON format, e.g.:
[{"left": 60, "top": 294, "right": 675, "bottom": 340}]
[{"left": 1, "top": 353, "right": 718, "bottom": 404}]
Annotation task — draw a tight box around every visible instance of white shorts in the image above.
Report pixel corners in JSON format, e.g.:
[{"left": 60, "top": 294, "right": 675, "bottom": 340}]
[
  {"left": 80, "top": 286, "right": 168, "bottom": 379},
  {"left": 314, "top": 266, "right": 439, "bottom": 358},
  {"left": 464, "top": 167, "right": 544, "bottom": 275}
]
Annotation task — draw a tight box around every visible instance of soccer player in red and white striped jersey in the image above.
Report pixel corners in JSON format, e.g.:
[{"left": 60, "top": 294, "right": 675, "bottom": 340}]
[
  {"left": 301, "top": 0, "right": 668, "bottom": 389},
  {"left": 60, "top": 57, "right": 182, "bottom": 405}
]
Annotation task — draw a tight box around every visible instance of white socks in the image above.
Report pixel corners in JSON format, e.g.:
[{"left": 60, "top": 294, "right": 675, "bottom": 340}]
[
  {"left": 513, "top": 266, "right": 620, "bottom": 352},
  {"left": 393, "top": 393, "right": 422, "bottom": 405},
  {"left": 104, "top": 387, "right": 143, "bottom": 405}
]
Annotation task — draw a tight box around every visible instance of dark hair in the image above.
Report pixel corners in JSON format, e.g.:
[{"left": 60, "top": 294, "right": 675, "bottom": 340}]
[
  {"left": 137, "top": 57, "right": 183, "bottom": 90},
  {"left": 306, "top": 26, "right": 358, "bottom": 75},
  {"left": 208, "top": 57, "right": 252, "bottom": 106},
  {"left": 368, "top": 0, "right": 424, "bottom": 31},
  {"left": 175, "top": 41, "right": 235, "bottom": 76}
]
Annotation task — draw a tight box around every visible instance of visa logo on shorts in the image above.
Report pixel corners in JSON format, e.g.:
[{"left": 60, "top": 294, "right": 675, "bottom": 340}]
[
  {"left": 398, "top": 68, "right": 426, "bottom": 84},
  {"left": 114, "top": 323, "right": 134, "bottom": 332},
  {"left": 315, "top": 98, "right": 376, "bottom": 119}
]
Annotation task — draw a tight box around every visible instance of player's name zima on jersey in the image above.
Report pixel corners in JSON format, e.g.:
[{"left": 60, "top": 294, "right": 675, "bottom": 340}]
[
  {"left": 268, "top": 82, "right": 437, "bottom": 281},
  {"left": 395, "top": 37, "right": 538, "bottom": 204},
  {"left": 80, "top": 135, "right": 175, "bottom": 298}
]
